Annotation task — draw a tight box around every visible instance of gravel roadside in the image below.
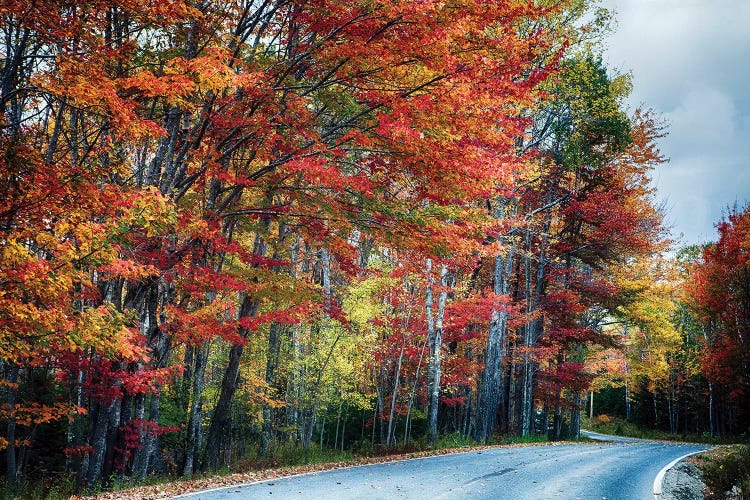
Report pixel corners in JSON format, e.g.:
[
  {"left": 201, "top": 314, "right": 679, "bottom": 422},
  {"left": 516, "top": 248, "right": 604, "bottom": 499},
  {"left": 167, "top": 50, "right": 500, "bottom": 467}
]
[{"left": 661, "top": 460, "right": 706, "bottom": 500}]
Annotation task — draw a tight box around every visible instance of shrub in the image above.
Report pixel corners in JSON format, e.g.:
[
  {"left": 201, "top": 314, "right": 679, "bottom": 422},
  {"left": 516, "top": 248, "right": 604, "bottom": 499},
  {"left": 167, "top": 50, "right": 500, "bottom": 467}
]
[{"left": 700, "top": 445, "right": 750, "bottom": 497}]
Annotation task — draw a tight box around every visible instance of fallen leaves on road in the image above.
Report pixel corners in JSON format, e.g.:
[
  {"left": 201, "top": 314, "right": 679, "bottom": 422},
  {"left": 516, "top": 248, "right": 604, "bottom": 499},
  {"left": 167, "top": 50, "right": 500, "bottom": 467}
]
[{"left": 88, "top": 441, "right": 569, "bottom": 499}]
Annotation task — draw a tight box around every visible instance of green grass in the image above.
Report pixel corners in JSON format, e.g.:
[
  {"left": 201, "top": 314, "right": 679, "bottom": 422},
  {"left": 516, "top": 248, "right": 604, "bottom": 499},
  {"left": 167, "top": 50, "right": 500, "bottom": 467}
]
[
  {"left": 263, "top": 441, "right": 356, "bottom": 466},
  {"left": 0, "top": 475, "right": 75, "bottom": 500},
  {"left": 433, "top": 431, "right": 476, "bottom": 450},
  {"left": 499, "top": 433, "right": 550, "bottom": 445}
]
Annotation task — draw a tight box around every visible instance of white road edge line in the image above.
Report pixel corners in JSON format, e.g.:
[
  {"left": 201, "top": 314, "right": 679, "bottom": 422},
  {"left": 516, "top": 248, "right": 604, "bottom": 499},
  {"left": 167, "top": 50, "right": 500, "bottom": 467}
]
[{"left": 653, "top": 449, "right": 706, "bottom": 499}]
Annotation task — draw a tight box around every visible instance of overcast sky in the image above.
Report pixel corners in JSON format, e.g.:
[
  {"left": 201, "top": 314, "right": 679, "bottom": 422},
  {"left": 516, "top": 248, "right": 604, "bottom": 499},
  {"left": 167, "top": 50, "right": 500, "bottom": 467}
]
[{"left": 601, "top": 0, "right": 750, "bottom": 246}]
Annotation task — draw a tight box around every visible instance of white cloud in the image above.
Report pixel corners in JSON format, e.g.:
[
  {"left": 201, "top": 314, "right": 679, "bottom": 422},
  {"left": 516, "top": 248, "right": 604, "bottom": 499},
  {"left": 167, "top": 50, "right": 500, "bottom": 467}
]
[
  {"left": 602, "top": 0, "right": 750, "bottom": 246},
  {"left": 666, "top": 87, "right": 738, "bottom": 151}
]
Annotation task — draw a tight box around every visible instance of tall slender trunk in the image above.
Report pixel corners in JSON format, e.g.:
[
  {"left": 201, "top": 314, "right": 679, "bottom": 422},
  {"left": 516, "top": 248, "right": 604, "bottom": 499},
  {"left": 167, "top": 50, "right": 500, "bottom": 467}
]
[
  {"left": 376, "top": 373, "right": 385, "bottom": 444},
  {"left": 340, "top": 411, "right": 346, "bottom": 452},
  {"left": 520, "top": 230, "right": 534, "bottom": 437},
  {"left": 624, "top": 357, "right": 631, "bottom": 420},
  {"left": 552, "top": 398, "right": 562, "bottom": 441},
  {"left": 67, "top": 367, "right": 85, "bottom": 482},
  {"left": 260, "top": 322, "right": 283, "bottom": 457},
  {"left": 286, "top": 238, "right": 302, "bottom": 442},
  {"left": 182, "top": 343, "right": 208, "bottom": 476},
  {"left": 319, "top": 412, "right": 325, "bottom": 449},
  {"left": 202, "top": 295, "right": 259, "bottom": 470},
  {"left": 708, "top": 381, "right": 714, "bottom": 436},
  {"left": 403, "top": 336, "right": 429, "bottom": 447},
  {"left": 203, "top": 226, "right": 269, "bottom": 469},
  {"left": 334, "top": 405, "right": 341, "bottom": 450},
  {"left": 570, "top": 392, "right": 581, "bottom": 439},
  {"left": 5, "top": 364, "right": 19, "bottom": 489},
  {"left": 427, "top": 265, "right": 449, "bottom": 446},
  {"left": 386, "top": 336, "right": 405, "bottom": 448}
]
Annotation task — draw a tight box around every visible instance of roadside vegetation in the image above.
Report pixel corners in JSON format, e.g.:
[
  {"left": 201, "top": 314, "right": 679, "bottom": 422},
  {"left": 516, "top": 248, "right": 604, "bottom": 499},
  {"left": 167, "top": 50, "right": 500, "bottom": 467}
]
[
  {"left": 581, "top": 415, "right": 742, "bottom": 445},
  {"left": 691, "top": 445, "right": 750, "bottom": 499}
]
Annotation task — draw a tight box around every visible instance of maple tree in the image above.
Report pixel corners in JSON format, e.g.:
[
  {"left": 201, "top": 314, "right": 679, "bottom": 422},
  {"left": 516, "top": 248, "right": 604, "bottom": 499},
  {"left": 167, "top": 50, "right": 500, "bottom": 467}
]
[
  {"left": 683, "top": 208, "right": 750, "bottom": 435},
  {"left": 0, "top": 0, "right": 699, "bottom": 494}
]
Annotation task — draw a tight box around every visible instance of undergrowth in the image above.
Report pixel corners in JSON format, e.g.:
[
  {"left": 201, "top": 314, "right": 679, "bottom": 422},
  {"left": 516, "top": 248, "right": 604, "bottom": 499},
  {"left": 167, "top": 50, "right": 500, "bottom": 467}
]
[
  {"left": 581, "top": 415, "right": 744, "bottom": 444},
  {"left": 694, "top": 445, "right": 750, "bottom": 498}
]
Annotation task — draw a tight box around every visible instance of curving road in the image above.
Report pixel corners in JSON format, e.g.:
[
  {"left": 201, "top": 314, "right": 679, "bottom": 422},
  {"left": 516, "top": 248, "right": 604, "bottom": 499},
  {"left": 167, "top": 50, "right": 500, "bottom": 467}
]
[{"left": 175, "top": 433, "right": 707, "bottom": 500}]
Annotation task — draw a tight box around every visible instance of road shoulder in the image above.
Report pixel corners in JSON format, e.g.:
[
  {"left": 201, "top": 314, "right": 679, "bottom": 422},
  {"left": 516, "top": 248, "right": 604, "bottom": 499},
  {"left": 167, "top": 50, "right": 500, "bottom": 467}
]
[{"left": 659, "top": 459, "right": 707, "bottom": 500}]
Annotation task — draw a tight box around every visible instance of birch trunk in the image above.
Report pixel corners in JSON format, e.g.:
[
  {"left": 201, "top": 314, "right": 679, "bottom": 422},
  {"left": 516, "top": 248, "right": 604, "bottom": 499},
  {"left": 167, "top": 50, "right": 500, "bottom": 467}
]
[
  {"left": 427, "top": 264, "right": 449, "bottom": 445},
  {"left": 386, "top": 337, "right": 405, "bottom": 448}
]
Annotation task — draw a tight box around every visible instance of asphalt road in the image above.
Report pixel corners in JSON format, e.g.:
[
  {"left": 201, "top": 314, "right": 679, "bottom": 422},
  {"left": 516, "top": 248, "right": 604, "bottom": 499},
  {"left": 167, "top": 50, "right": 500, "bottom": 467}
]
[{"left": 175, "top": 433, "right": 708, "bottom": 500}]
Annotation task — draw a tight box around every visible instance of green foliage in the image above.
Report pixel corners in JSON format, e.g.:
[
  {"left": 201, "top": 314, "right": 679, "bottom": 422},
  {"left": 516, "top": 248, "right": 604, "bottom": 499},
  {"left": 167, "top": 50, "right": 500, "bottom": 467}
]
[
  {"left": 549, "top": 55, "right": 633, "bottom": 170},
  {"left": 0, "top": 475, "right": 76, "bottom": 500},
  {"left": 268, "top": 442, "right": 355, "bottom": 467}
]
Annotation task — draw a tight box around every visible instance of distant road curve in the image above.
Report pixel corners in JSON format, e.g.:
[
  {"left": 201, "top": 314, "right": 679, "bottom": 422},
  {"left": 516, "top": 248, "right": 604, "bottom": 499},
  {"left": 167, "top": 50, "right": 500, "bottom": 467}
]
[{"left": 174, "top": 432, "right": 708, "bottom": 500}]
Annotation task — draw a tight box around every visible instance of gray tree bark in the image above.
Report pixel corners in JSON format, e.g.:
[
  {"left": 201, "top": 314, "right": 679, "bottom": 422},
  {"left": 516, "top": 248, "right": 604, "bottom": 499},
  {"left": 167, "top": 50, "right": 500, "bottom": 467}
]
[
  {"left": 475, "top": 250, "right": 513, "bottom": 443},
  {"left": 202, "top": 295, "right": 259, "bottom": 470},
  {"left": 5, "top": 364, "right": 19, "bottom": 489},
  {"left": 182, "top": 343, "right": 208, "bottom": 476},
  {"left": 427, "top": 263, "right": 449, "bottom": 446}
]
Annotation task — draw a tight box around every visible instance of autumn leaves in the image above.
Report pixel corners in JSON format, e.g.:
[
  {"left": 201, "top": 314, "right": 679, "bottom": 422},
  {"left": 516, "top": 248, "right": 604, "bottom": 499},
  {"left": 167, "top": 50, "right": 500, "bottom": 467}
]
[{"left": 0, "top": 0, "right": 675, "bottom": 493}]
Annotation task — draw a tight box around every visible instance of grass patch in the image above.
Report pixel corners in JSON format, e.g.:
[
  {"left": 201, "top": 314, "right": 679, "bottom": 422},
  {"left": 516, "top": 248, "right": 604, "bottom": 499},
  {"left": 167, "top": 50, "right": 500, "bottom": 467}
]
[
  {"left": 500, "top": 433, "right": 549, "bottom": 445},
  {"left": 433, "top": 432, "right": 475, "bottom": 450}
]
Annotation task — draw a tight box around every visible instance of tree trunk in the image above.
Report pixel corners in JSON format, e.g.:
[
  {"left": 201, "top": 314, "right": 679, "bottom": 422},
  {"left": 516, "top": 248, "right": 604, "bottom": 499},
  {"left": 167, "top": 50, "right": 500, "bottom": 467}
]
[
  {"left": 475, "top": 250, "right": 513, "bottom": 443},
  {"left": 427, "top": 264, "right": 449, "bottom": 446},
  {"left": 86, "top": 400, "right": 112, "bottom": 489},
  {"left": 386, "top": 336, "right": 405, "bottom": 448},
  {"left": 570, "top": 392, "right": 581, "bottom": 439},
  {"left": 708, "top": 381, "right": 714, "bottom": 436},
  {"left": 552, "top": 399, "right": 562, "bottom": 441},
  {"left": 203, "top": 295, "right": 259, "bottom": 470},
  {"left": 624, "top": 355, "right": 631, "bottom": 420},
  {"left": 5, "top": 364, "right": 19, "bottom": 489},
  {"left": 182, "top": 343, "right": 208, "bottom": 476},
  {"left": 403, "top": 336, "right": 429, "bottom": 447},
  {"left": 260, "top": 322, "right": 283, "bottom": 457}
]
